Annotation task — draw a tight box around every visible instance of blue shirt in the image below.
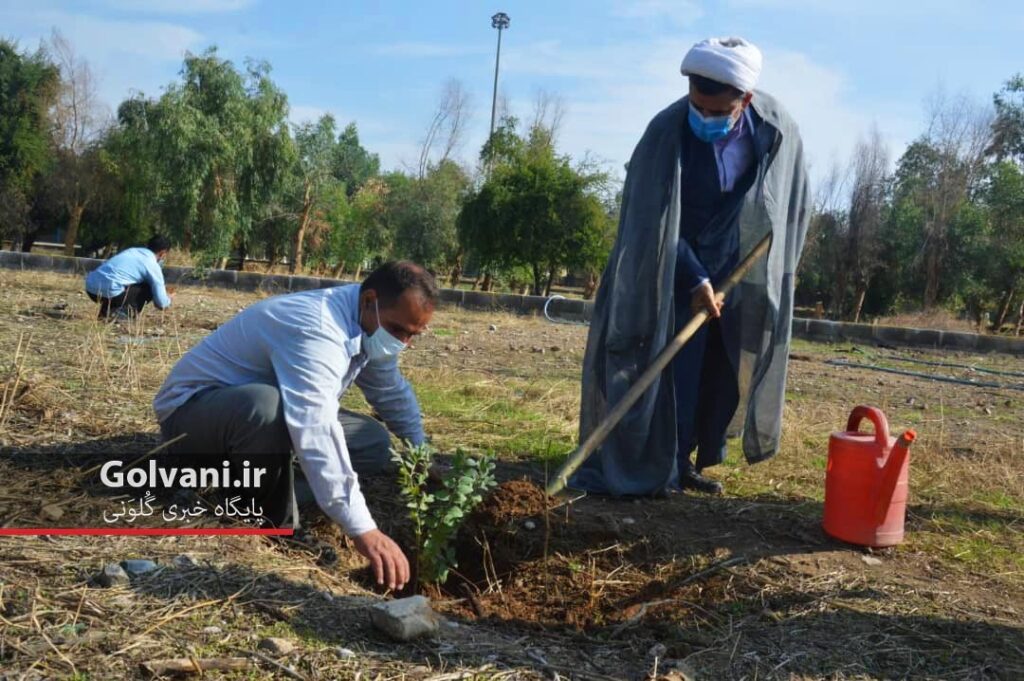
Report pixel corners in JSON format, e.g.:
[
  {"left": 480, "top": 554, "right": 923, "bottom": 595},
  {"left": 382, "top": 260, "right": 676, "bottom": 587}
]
[
  {"left": 152, "top": 284, "right": 426, "bottom": 536},
  {"left": 85, "top": 247, "right": 172, "bottom": 309},
  {"left": 685, "top": 108, "right": 757, "bottom": 292},
  {"left": 713, "top": 108, "right": 756, "bottom": 193}
]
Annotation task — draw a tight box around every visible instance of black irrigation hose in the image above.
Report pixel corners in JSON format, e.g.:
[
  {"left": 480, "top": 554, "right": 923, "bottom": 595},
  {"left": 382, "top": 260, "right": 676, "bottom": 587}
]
[
  {"left": 826, "top": 359, "right": 1024, "bottom": 393},
  {"left": 882, "top": 354, "right": 1024, "bottom": 379}
]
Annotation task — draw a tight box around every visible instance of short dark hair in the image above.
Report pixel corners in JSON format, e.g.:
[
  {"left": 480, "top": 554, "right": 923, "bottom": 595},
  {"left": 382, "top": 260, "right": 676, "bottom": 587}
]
[
  {"left": 147, "top": 235, "right": 171, "bottom": 253},
  {"left": 689, "top": 74, "right": 744, "bottom": 99},
  {"left": 360, "top": 260, "right": 438, "bottom": 309}
]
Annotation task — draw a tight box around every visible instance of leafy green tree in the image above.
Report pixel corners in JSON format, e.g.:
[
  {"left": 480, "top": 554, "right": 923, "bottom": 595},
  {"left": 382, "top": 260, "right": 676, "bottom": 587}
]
[
  {"left": 985, "top": 161, "right": 1024, "bottom": 330},
  {"left": 235, "top": 59, "right": 295, "bottom": 268},
  {"left": 333, "top": 122, "right": 379, "bottom": 197},
  {"left": 0, "top": 40, "right": 59, "bottom": 249},
  {"left": 291, "top": 114, "right": 341, "bottom": 272},
  {"left": 459, "top": 119, "right": 614, "bottom": 296},
  {"left": 148, "top": 48, "right": 251, "bottom": 262},
  {"left": 386, "top": 160, "right": 469, "bottom": 273},
  {"left": 990, "top": 74, "right": 1024, "bottom": 165}
]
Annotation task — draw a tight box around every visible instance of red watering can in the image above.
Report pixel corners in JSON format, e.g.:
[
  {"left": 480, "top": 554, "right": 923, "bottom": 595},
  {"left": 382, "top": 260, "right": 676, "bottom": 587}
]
[{"left": 823, "top": 406, "right": 917, "bottom": 547}]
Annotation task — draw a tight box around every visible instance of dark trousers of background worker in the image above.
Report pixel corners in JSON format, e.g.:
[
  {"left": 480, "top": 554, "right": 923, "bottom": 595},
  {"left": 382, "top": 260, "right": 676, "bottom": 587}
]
[
  {"left": 158, "top": 382, "right": 393, "bottom": 530},
  {"left": 87, "top": 282, "right": 154, "bottom": 320}
]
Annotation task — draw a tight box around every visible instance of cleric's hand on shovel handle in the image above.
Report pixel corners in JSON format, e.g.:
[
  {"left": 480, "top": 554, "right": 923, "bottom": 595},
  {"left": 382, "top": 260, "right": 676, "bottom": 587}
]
[{"left": 691, "top": 281, "right": 723, "bottom": 319}]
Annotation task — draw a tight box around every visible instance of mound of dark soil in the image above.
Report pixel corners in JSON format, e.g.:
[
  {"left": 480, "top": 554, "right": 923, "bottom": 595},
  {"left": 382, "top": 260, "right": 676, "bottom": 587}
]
[{"left": 473, "top": 479, "right": 551, "bottom": 525}]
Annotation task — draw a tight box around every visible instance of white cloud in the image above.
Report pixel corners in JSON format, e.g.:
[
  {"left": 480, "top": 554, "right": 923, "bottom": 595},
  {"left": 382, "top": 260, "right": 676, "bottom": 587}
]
[
  {"left": 611, "top": 0, "right": 704, "bottom": 27},
  {"left": 289, "top": 104, "right": 331, "bottom": 125},
  {"left": 724, "top": 0, "right": 981, "bottom": 22},
  {"left": 21, "top": 11, "right": 203, "bottom": 61},
  {"left": 102, "top": 0, "right": 255, "bottom": 14},
  {"left": 374, "top": 42, "right": 488, "bottom": 58}
]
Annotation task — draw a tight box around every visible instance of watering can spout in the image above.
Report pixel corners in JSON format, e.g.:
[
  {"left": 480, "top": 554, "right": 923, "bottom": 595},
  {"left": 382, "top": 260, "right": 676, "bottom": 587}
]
[{"left": 874, "top": 430, "right": 917, "bottom": 523}]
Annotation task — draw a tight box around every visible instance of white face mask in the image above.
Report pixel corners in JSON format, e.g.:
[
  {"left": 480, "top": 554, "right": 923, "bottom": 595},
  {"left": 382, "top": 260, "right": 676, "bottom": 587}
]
[{"left": 363, "top": 298, "right": 407, "bottom": 361}]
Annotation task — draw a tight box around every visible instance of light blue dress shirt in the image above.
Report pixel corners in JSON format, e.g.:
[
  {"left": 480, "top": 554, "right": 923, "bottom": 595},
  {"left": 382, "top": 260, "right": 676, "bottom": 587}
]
[
  {"left": 85, "top": 247, "right": 172, "bottom": 309},
  {"left": 153, "top": 284, "right": 426, "bottom": 536}
]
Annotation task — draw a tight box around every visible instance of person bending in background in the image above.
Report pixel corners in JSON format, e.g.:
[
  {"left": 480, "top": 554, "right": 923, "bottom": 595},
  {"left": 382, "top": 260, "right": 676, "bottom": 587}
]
[{"left": 84, "top": 235, "right": 174, "bottom": 320}]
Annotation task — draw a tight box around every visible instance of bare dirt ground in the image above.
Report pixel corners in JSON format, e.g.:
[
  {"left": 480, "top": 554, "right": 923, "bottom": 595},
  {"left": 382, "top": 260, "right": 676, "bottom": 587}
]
[{"left": 0, "top": 269, "right": 1021, "bottom": 680}]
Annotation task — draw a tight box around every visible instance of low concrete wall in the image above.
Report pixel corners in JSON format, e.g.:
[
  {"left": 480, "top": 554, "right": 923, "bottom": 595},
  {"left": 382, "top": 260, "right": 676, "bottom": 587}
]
[
  {"left": 4, "top": 249, "right": 1023, "bottom": 354},
  {"left": 791, "top": 317, "right": 1024, "bottom": 356}
]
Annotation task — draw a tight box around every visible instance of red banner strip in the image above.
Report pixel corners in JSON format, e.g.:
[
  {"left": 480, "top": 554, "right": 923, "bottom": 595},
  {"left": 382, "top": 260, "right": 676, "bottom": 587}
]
[{"left": 0, "top": 528, "right": 294, "bottom": 536}]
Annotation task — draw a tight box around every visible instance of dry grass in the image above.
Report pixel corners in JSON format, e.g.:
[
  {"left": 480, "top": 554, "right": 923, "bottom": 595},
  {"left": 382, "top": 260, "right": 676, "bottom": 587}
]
[
  {"left": 873, "top": 309, "right": 987, "bottom": 334},
  {"left": 0, "top": 269, "right": 1022, "bottom": 680}
]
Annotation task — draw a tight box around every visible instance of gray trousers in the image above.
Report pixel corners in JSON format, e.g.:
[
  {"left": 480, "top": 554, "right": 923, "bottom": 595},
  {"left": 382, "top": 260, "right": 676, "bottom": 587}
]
[{"left": 159, "top": 382, "right": 393, "bottom": 529}]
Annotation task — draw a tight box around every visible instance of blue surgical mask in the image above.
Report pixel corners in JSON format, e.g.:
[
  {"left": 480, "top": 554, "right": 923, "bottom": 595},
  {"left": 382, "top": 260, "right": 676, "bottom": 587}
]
[
  {"left": 688, "top": 103, "right": 736, "bottom": 143},
  {"left": 363, "top": 298, "right": 407, "bottom": 362}
]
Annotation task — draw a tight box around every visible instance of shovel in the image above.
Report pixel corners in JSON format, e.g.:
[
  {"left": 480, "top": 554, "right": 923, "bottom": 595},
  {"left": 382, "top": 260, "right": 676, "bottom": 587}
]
[{"left": 546, "top": 233, "right": 773, "bottom": 501}]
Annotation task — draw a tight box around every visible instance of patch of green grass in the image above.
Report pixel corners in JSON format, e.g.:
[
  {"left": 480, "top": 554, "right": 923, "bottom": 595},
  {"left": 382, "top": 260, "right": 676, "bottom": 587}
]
[
  {"left": 972, "top": 489, "right": 1021, "bottom": 510},
  {"left": 430, "top": 327, "right": 455, "bottom": 337}
]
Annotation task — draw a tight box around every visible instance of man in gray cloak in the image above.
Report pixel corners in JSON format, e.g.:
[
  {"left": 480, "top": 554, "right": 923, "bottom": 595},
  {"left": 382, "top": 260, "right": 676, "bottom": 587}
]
[{"left": 572, "top": 37, "right": 810, "bottom": 496}]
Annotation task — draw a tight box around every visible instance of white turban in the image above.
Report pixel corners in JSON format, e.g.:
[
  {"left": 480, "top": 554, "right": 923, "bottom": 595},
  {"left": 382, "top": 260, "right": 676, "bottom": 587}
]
[{"left": 680, "top": 37, "right": 763, "bottom": 93}]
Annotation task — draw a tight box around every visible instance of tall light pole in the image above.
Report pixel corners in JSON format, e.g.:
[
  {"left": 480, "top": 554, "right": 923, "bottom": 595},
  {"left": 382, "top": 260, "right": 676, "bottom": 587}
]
[{"left": 489, "top": 12, "right": 510, "bottom": 141}]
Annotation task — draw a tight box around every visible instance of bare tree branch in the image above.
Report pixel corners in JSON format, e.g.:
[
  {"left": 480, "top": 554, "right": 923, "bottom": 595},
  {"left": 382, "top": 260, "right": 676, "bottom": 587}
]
[{"left": 418, "top": 79, "right": 472, "bottom": 177}]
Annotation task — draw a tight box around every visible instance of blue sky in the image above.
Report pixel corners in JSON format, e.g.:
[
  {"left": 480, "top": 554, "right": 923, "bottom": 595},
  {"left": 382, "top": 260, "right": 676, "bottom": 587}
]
[{"left": 2, "top": 0, "right": 1022, "bottom": 188}]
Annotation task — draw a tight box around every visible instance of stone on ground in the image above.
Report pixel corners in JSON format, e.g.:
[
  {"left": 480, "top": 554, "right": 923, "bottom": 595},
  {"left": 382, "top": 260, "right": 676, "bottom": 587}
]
[
  {"left": 369, "top": 595, "right": 440, "bottom": 641},
  {"left": 257, "top": 637, "right": 296, "bottom": 656},
  {"left": 96, "top": 563, "right": 130, "bottom": 587},
  {"left": 40, "top": 504, "right": 64, "bottom": 521},
  {"left": 121, "top": 559, "right": 158, "bottom": 577}
]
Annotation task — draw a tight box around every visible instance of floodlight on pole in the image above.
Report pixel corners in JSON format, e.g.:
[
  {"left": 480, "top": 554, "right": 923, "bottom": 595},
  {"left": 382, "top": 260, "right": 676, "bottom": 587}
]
[{"left": 489, "top": 11, "right": 510, "bottom": 141}]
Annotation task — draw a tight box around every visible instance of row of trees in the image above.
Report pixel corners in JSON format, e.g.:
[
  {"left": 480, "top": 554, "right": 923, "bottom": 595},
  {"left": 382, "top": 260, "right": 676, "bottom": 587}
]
[
  {"left": 797, "top": 79, "right": 1024, "bottom": 332},
  {"left": 0, "top": 34, "right": 615, "bottom": 296},
  {"left": 4, "top": 32, "right": 1019, "bottom": 322}
]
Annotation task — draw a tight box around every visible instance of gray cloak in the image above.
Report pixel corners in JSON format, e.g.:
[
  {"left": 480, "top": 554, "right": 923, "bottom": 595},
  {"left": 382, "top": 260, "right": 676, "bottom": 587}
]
[{"left": 571, "top": 90, "right": 811, "bottom": 495}]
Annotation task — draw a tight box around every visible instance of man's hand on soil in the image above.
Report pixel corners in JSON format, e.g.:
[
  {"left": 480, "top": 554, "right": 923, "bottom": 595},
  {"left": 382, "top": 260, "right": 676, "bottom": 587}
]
[
  {"left": 691, "top": 281, "right": 723, "bottom": 319},
  {"left": 352, "top": 528, "right": 409, "bottom": 591}
]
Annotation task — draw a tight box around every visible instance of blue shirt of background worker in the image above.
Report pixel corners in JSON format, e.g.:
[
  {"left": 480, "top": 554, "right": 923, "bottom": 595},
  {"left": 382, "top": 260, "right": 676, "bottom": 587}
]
[{"left": 85, "top": 235, "right": 173, "bottom": 319}]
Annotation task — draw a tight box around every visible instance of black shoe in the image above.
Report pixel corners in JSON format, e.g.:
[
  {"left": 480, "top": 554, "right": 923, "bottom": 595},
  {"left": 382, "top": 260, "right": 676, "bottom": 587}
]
[{"left": 680, "top": 470, "right": 723, "bottom": 495}]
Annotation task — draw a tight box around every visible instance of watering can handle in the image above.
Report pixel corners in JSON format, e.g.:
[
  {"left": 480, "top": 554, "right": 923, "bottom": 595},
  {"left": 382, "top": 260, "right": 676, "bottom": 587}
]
[{"left": 846, "top": 405, "right": 891, "bottom": 448}]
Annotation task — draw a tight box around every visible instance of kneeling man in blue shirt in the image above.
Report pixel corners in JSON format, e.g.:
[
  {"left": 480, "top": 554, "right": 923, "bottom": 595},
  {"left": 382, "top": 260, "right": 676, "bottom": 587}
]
[
  {"left": 154, "top": 261, "right": 437, "bottom": 592},
  {"left": 85, "top": 235, "right": 174, "bottom": 320}
]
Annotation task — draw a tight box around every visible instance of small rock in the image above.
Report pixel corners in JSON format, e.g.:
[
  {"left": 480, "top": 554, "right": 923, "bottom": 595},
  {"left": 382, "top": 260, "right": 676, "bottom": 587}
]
[
  {"left": 172, "top": 554, "right": 199, "bottom": 569},
  {"left": 444, "top": 344, "right": 455, "bottom": 352},
  {"left": 861, "top": 555, "right": 883, "bottom": 566},
  {"left": 369, "top": 595, "right": 440, "bottom": 641},
  {"left": 97, "top": 563, "right": 130, "bottom": 587},
  {"left": 121, "top": 559, "right": 158, "bottom": 577},
  {"left": 523, "top": 520, "right": 537, "bottom": 531},
  {"left": 202, "top": 626, "right": 222, "bottom": 636},
  {"left": 531, "top": 346, "right": 545, "bottom": 354},
  {"left": 489, "top": 324, "right": 498, "bottom": 332},
  {"left": 335, "top": 647, "right": 357, "bottom": 659},
  {"left": 621, "top": 516, "right": 636, "bottom": 525},
  {"left": 40, "top": 504, "right": 64, "bottom": 521},
  {"left": 549, "top": 345, "right": 561, "bottom": 352},
  {"left": 648, "top": 643, "right": 668, "bottom": 659},
  {"left": 258, "top": 637, "right": 296, "bottom": 657},
  {"left": 984, "top": 406, "right": 994, "bottom": 416},
  {"left": 660, "top": 659, "right": 700, "bottom": 681}
]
